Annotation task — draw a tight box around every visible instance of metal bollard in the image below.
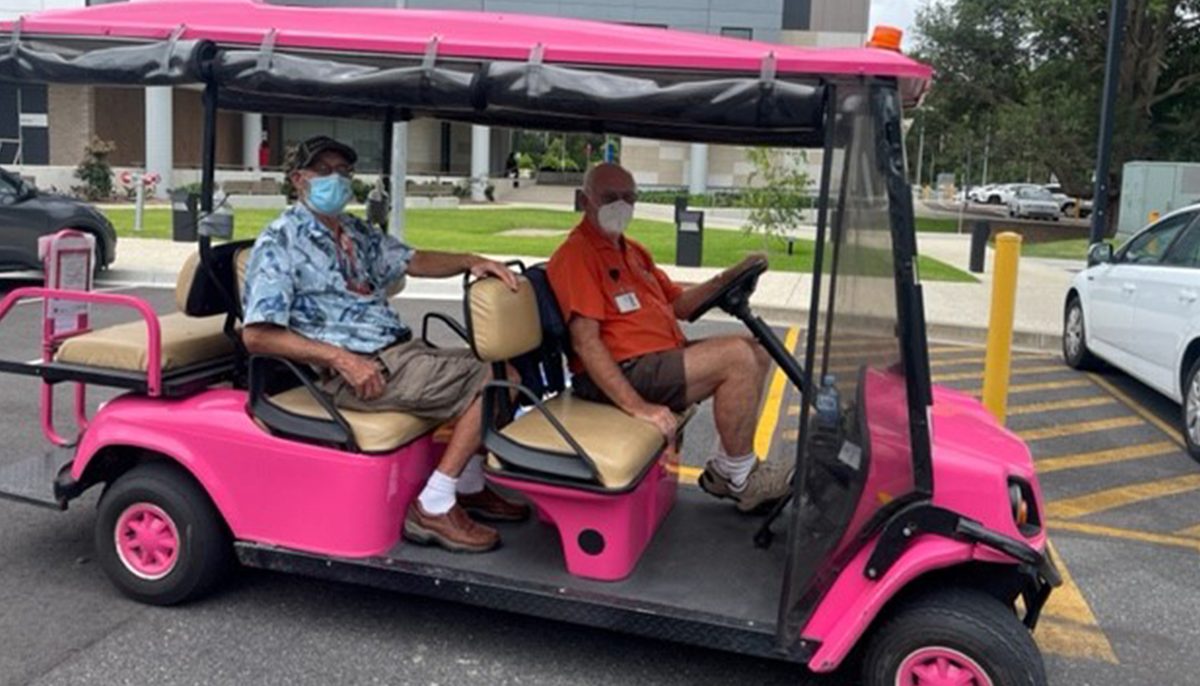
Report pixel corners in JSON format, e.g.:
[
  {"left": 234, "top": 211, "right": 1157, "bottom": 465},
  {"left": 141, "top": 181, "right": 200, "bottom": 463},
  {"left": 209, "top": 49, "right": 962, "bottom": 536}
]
[
  {"left": 968, "top": 220, "right": 990, "bottom": 273},
  {"left": 982, "top": 232, "right": 1022, "bottom": 423}
]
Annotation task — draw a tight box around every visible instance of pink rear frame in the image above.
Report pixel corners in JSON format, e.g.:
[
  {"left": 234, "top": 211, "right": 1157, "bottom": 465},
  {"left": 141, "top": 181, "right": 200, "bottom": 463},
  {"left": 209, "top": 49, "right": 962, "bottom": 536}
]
[{"left": 73, "top": 389, "right": 442, "bottom": 557}]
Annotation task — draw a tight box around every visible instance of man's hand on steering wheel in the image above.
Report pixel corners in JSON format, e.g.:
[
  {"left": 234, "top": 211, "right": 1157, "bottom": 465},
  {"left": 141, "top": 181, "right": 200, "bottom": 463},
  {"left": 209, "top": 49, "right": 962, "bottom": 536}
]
[{"left": 720, "top": 252, "right": 768, "bottom": 284}]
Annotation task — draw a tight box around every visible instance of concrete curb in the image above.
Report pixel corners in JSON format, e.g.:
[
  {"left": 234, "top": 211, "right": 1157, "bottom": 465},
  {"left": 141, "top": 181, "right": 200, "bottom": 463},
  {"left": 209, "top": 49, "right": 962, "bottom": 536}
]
[{"left": 751, "top": 304, "right": 1061, "bottom": 354}]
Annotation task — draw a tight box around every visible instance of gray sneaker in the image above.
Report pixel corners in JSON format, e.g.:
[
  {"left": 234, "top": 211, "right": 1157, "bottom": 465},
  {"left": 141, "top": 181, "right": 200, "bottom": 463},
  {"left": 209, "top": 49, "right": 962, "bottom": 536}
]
[{"left": 699, "top": 458, "right": 794, "bottom": 514}]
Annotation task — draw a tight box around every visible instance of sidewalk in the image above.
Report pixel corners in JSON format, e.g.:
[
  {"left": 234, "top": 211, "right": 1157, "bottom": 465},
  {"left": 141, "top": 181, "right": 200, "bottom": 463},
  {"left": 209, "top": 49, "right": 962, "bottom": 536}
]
[{"left": 102, "top": 232, "right": 1079, "bottom": 352}]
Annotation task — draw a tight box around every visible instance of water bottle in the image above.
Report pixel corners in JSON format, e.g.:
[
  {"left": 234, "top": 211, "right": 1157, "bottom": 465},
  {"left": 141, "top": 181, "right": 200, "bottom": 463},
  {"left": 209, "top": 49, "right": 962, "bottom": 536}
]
[{"left": 814, "top": 374, "right": 840, "bottom": 430}]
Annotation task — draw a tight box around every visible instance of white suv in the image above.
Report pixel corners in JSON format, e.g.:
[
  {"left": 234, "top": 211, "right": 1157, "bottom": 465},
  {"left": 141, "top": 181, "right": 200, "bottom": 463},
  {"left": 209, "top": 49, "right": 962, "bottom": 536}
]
[{"left": 1063, "top": 204, "right": 1200, "bottom": 460}]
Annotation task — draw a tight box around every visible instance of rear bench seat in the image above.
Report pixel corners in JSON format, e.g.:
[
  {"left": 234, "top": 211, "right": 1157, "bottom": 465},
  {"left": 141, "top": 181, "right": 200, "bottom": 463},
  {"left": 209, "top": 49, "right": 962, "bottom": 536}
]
[
  {"left": 54, "top": 251, "right": 247, "bottom": 373},
  {"left": 265, "top": 387, "right": 439, "bottom": 453}
]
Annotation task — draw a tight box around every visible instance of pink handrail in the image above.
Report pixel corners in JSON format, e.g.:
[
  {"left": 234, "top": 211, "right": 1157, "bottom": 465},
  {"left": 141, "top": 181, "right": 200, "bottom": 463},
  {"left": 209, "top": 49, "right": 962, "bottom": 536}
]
[{"left": 0, "top": 287, "right": 164, "bottom": 396}]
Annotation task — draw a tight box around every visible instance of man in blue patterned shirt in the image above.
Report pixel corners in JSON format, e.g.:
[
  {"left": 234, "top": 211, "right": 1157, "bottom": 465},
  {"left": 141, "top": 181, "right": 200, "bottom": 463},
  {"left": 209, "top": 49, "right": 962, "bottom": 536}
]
[{"left": 243, "top": 136, "right": 527, "bottom": 553}]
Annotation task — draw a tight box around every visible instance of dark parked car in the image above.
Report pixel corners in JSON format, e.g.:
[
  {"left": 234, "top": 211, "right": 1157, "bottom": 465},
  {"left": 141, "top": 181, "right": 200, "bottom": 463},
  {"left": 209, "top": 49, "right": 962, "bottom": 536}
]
[{"left": 0, "top": 166, "right": 117, "bottom": 273}]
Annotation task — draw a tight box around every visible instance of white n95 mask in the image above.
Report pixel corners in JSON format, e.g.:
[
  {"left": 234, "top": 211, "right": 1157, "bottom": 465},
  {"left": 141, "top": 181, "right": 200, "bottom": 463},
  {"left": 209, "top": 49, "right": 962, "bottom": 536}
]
[{"left": 597, "top": 200, "right": 634, "bottom": 236}]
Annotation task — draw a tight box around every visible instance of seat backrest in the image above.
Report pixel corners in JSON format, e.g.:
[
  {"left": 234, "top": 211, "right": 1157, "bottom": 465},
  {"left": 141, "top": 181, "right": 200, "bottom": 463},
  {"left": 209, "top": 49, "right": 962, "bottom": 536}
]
[
  {"left": 466, "top": 276, "right": 542, "bottom": 362},
  {"left": 173, "top": 240, "right": 256, "bottom": 318}
]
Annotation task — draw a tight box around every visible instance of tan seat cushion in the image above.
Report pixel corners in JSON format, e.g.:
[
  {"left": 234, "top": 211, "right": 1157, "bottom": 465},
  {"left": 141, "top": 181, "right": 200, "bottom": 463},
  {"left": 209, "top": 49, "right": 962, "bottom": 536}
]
[
  {"left": 55, "top": 312, "right": 234, "bottom": 372},
  {"left": 267, "top": 386, "right": 440, "bottom": 453},
  {"left": 495, "top": 394, "right": 671, "bottom": 490}
]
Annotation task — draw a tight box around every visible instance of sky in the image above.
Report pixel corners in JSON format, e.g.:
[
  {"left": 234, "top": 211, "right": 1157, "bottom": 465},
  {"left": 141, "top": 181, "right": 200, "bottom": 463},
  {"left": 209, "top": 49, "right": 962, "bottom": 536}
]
[{"left": 869, "top": 0, "right": 922, "bottom": 47}]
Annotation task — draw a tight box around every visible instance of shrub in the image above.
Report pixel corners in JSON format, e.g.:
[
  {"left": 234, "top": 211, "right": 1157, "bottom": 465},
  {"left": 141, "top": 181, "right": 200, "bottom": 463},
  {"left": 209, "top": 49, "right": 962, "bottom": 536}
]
[{"left": 73, "top": 138, "right": 116, "bottom": 201}]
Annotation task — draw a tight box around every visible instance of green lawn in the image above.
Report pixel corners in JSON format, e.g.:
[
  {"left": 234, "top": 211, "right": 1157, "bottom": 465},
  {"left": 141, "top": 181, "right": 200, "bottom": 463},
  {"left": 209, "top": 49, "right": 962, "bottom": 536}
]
[
  {"left": 102, "top": 207, "right": 975, "bottom": 282},
  {"left": 1020, "top": 238, "right": 1089, "bottom": 260},
  {"left": 914, "top": 216, "right": 964, "bottom": 234}
]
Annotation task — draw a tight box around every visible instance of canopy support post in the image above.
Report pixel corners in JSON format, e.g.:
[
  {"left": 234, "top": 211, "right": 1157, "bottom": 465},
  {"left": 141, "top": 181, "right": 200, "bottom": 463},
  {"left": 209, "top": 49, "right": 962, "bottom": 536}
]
[
  {"left": 200, "top": 80, "right": 217, "bottom": 216},
  {"left": 381, "top": 109, "right": 395, "bottom": 234}
]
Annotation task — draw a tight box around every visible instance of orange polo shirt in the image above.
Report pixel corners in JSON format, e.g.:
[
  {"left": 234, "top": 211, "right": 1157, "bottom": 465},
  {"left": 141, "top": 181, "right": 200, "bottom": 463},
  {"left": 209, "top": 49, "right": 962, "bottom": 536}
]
[{"left": 548, "top": 219, "right": 687, "bottom": 372}]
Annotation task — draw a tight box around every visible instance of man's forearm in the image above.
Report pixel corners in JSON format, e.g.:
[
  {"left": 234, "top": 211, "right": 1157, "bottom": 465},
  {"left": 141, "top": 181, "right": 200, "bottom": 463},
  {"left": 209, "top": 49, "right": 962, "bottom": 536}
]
[
  {"left": 673, "top": 280, "right": 723, "bottom": 321},
  {"left": 408, "top": 250, "right": 478, "bottom": 278},
  {"left": 570, "top": 324, "right": 646, "bottom": 413},
  {"left": 243, "top": 325, "right": 349, "bottom": 369}
]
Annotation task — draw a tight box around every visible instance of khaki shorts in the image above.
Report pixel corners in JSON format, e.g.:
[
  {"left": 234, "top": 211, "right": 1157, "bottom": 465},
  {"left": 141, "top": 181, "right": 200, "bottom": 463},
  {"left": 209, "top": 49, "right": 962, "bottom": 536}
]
[
  {"left": 318, "top": 340, "right": 488, "bottom": 422},
  {"left": 572, "top": 348, "right": 689, "bottom": 413}
]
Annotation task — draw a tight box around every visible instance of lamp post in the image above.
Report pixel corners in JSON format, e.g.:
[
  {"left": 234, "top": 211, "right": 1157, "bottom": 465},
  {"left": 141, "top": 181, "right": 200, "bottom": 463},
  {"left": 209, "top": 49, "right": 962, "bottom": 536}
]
[{"left": 1089, "top": 0, "right": 1128, "bottom": 248}]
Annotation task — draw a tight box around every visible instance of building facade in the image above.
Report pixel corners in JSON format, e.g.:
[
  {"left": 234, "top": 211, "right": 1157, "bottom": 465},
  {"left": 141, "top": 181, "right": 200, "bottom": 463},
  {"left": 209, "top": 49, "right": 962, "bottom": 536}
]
[{"left": 3, "top": 0, "right": 869, "bottom": 194}]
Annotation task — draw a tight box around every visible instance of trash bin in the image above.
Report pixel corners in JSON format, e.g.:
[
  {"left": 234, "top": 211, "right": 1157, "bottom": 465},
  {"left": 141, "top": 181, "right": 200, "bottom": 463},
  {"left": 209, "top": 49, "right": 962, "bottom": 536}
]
[
  {"left": 171, "top": 191, "right": 199, "bottom": 243},
  {"left": 676, "top": 205, "right": 704, "bottom": 268},
  {"left": 969, "top": 220, "right": 990, "bottom": 273}
]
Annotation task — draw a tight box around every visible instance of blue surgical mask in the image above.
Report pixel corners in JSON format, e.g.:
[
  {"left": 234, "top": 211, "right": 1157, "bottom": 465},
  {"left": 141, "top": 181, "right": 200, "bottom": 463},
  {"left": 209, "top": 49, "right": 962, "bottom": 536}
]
[{"left": 305, "top": 174, "right": 353, "bottom": 215}]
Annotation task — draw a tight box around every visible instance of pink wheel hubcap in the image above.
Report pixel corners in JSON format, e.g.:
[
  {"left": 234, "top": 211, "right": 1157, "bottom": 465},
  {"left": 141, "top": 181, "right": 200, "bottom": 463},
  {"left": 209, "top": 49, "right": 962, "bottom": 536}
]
[
  {"left": 896, "top": 646, "right": 993, "bottom": 686},
  {"left": 114, "top": 503, "right": 180, "bottom": 581}
]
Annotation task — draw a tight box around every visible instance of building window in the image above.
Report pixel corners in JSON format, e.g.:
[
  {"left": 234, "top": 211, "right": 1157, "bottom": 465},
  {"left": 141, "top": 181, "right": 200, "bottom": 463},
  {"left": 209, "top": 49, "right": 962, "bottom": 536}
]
[
  {"left": 782, "top": 0, "right": 811, "bottom": 30},
  {"left": 720, "top": 27, "right": 753, "bottom": 40},
  {"left": 0, "top": 84, "right": 48, "bottom": 165}
]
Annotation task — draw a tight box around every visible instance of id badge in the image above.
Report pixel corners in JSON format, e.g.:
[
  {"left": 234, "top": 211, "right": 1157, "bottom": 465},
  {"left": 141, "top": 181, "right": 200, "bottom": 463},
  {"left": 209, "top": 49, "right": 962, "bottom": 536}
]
[{"left": 615, "top": 291, "right": 642, "bottom": 314}]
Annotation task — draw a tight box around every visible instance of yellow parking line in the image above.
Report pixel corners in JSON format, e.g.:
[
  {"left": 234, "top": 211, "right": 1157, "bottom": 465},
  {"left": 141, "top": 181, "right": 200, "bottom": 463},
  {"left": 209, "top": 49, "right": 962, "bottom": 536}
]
[
  {"left": 754, "top": 327, "right": 801, "bottom": 460},
  {"left": 929, "top": 355, "right": 985, "bottom": 368},
  {"left": 1009, "top": 396, "right": 1117, "bottom": 416},
  {"left": 933, "top": 363, "right": 1067, "bottom": 383},
  {"left": 961, "top": 378, "right": 1092, "bottom": 396},
  {"left": 1174, "top": 523, "right": 1200, "bottom": 538},
  {"left": 1049, "top": 519, "right": 1200, "bottom": 552},
  {"left": 1035, "top": 542, "right": 1118, "bottom": 663},
  {"left": 1046, "top": 473, "right": 1200, "bottom": 519},
  {"left": 1037, "top": 441, "right": 1178, "bottom": 474},
  {"left": 1087, "top": 373, "right": 1186, "bottom": 448},
  {"left": 1017, "top": 416, "right": 1143, "bottom": 441}
]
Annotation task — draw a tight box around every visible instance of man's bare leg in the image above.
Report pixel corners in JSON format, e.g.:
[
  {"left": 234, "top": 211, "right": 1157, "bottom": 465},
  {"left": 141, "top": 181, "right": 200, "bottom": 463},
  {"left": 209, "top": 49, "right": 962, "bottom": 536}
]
[{"left": 682, "top": 335, "right": 772, "bottom": 456}]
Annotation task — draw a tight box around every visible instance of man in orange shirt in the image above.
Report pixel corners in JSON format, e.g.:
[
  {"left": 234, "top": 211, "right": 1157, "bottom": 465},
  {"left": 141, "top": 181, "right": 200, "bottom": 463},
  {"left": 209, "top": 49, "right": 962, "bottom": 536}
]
[{"left": 548, "top": 163, "right": 791, "bottom": 513}]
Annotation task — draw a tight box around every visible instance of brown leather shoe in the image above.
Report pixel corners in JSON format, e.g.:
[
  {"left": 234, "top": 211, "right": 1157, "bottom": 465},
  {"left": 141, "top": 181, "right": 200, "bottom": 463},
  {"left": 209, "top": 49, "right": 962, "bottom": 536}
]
[
  {"left": 403, "top": 503, "right": 499, "bottom": 553},
  {"left": 458, "top": 485, "right": 531, "bottom": 522}
]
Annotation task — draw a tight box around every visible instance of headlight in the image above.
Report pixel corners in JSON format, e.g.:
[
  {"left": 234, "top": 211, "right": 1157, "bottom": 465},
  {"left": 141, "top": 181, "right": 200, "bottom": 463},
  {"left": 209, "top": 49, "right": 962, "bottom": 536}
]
[{"left": 1008, "top": 478, "right": 1040, "bottom": 535}]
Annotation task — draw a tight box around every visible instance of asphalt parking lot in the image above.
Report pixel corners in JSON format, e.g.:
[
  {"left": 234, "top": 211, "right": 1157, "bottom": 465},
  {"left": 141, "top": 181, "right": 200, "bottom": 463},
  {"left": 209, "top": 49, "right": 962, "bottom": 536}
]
[{"left": 0, "top": 281, "right": 1197, "bottom": 685}]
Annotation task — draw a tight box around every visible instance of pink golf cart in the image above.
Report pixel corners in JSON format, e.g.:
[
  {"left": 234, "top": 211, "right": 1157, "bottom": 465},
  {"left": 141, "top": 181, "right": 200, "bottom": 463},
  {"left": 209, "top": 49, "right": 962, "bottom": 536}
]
[{"left": 0, "top": 2, "right": 1059, "bottom": 684}]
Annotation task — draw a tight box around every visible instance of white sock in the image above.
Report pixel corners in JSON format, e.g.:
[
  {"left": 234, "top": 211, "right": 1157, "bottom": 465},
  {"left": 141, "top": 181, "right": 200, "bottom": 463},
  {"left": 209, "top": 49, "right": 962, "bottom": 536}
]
[
  {"left": 417, "top": 470, "right": 458, "bottom": 515},
  {"left": 456, "top": 455, "right": 486, "bottom": 495},
  {"left": 709, "top": 450, "right": 757, "bottom": 490}
]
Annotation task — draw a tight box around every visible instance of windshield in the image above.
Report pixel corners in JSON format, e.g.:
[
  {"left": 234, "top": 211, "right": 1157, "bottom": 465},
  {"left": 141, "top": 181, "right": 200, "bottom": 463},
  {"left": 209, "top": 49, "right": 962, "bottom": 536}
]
[
  {"left": 1019, "top": 187, "right": 1052, "bottom": 200},
  {"left": 777, "top": 79, "right": 932, "bottom": 646}
]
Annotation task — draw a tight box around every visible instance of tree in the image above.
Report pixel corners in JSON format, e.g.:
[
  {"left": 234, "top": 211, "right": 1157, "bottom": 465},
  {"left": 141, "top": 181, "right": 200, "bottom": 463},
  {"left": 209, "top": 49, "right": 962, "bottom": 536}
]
[
  {"left": 742, "top": 148, "right": 810, "bottom": 251},
  {"left": 911, "top": 0, "right": 1200, "bottom": 234}
]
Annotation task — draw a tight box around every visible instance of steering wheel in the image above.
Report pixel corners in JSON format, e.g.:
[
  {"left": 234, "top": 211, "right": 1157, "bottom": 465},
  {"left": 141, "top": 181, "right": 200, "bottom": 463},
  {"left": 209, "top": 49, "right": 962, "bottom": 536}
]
[{"left": 687, "top": 259, "right": 768, "bottom": 323}]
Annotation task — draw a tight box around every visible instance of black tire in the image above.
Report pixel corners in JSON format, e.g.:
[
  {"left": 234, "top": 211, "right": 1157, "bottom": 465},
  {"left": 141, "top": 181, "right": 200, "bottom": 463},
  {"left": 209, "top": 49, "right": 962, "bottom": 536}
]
[
  {"left": 988, "top": 195, "right": 1001, "bottom": 205},
  {"left": 1183, "top": 357, "right": 1200, "bottom": 464},
  {"left": 95, "top": 462, "right": 232, "bottom": 605},
  {"left": 1062, "top": 296, "right": 1101, "bottom": 370},
  {"left": 862, "top": 587, "right": 1046, "bottom": 686}
]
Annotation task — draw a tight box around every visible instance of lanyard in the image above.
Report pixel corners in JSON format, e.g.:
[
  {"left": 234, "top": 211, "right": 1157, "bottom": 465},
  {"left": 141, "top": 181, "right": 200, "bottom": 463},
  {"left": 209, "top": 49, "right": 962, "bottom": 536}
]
[{"left": 331, "top": 223, "right": 371, "bottom": 295}]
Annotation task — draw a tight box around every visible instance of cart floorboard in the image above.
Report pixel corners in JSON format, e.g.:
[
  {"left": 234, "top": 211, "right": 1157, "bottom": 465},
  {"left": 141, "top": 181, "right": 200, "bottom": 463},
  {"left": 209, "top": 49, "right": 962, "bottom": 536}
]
[{"left": 237, "top": 486, "right": 801, "bottom": 662}]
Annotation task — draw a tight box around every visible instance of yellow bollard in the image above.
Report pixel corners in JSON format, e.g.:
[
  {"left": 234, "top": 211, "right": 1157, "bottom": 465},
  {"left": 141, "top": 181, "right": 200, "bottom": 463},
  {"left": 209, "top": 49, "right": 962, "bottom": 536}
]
[
  {"left": 1149, "top": 210, "right": 1160, "bottom": 224},
  {"left": 982, "top": 232, "right": 1022, "bottom": 424}
]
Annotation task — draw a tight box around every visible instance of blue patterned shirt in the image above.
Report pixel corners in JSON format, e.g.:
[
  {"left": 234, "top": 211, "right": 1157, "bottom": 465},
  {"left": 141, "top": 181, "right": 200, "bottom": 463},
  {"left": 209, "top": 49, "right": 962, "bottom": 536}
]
[{"left": 243, "top": 204, "right": 414, "bottom": 354}]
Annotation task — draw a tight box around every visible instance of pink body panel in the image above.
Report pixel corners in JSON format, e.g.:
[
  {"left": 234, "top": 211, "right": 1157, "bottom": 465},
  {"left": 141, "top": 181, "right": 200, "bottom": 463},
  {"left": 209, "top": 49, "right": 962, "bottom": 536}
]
[
  {"left": 1, "top": 0, "right": 932, "bottom": 82},
  {"left": 488, "top": 450, "right": 679, "bottom": 582},
  {"left": 73, "top": 390, "right": 441, "bottom": 558},
  {"left": 800, "top": 373, "right": 1047, "bottom": 672}
]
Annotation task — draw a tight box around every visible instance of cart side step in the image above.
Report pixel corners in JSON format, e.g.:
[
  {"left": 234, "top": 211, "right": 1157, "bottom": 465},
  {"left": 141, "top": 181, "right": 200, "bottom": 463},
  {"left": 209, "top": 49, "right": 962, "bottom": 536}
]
[{"left": 0, "top": 448, "right": 75, "bottom": 510}]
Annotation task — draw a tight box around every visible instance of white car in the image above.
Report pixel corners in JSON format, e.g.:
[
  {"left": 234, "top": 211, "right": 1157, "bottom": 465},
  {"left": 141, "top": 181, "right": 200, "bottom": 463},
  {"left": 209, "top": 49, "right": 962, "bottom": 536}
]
[
  {"left": 968, "top": 184, "right": 996, "bottom": 203},
  {"left": 1063, "top": 204, "right": 1200, "bottom": 460},
  {"left": 1008, "top": 186, "right": 1060, "bottom": 220},
  {"left": 1044, "top": 183, "right": 1093, "bottom": 218}
]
